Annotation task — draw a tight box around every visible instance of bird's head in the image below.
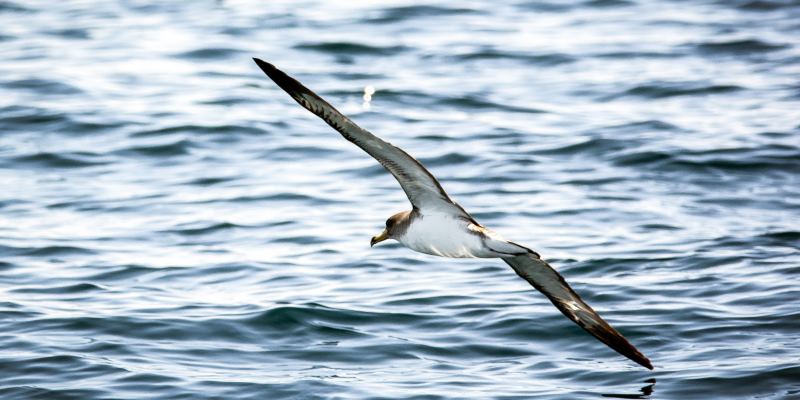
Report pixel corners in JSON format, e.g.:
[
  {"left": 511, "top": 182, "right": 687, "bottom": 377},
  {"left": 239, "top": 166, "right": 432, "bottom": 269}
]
[{"left": 370, "top": 210, "right": 411, "bottom": 247}]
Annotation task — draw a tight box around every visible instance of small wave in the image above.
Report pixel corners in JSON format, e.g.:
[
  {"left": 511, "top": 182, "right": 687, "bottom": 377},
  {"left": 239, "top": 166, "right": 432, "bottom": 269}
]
[
  {"left": 3, "top": 78, "right": 82, "bottom": 95},
  {"left": 0, "top": 105, "right": 64, "bottom": 125},
  {"left": 417, "top": 132, "right": 463, "bottom": 142},
  {"left": 383, "top": 294, "right": 472, "bottom": 307},
  {"left": 366, "top": 5, "right": 476, "bottom": 23},
  {"left": 533, "top": 137, "right": 630, "bottom": 156},
  {"left": 0, "top": 387, "right": 107, "bottom": 399},
  {"left": 0, "top": 106, "right": 110, "bottom": 134},
  {"left": 46, "top": 193, "right": 164, "bottom": 212},
  {"left": 175, "top": 47, "right": 244, "bottom": 60},
  {"left": 561, "top": 176, "right": 627, "bottom": 186},
  {"left": 330, "top": 71, "right": 386, "bottom": 81},
  {"left": 583, "top": 0, "right": 634, "bottom": 7},
  {"left": 242, "top": 306, "right": 371, "bottom": 340},
  {"left": 0, "top": 1, "right": 31, "bottom": 13},
  {"left": 161, "top": 222, "right": 244, "bottom": 236},
  {"left": 758, "top": 230, "right": 800, "bottom": 241},
  {"left": 672, "top": 363, "right": 800, "bottom": 398},
  {"left": 113, "top": 372, "right": 182, "bottom": 386},
  {"left": 602, "top": 120, "right": 683, "bottom": 133},
  {"left": 426, "top": 341, "right": 534, "bottom": 359},
  {"left": 515, "top": 1, "right": 573, "bottom": 12},
  {"left": 591, "top": 50, "right": 675, "bottom": 59},
  {"left": 11, "top": 152, "right": 108, "bottom": 168},
  {"left": 754, "top": 230, "right": 800, "bottom": 249},
  {"left": 0, "top": 299, "right": 40, "bottom": 315},
  {"left": 226, "top": 192, "right": 318, "bottom": 203},
  {"left": 612, "top": 145, "right": 800, "bottom": 172},
  {"left": 46, "top": 28, "right": 90, "bottom": 40},
  {"left": 245, "top": 304, "right": 422, "bottom": 332},
  {"left": 184, "top": 176, "right": 236, "bottom": 186},
  {"left": 693, "top": 38, "right": 789, "bottom": 54},
  {"left": 28, "top": 246, "right": 94, "bottom": 258},
  {"left": 158, "top": 263, "right": 264, "bottom": 286},
  {"left": 116, "top": 139, "right": 193, "bottom": 157},
  {"left": 566, "top": 256, "right": 665, "bottom": 277},
  {"left": 2, "top": 245, "right": 96, "bottom": 257},
  {"left": 12, "top": 282, "right": 105, "bottom": 294},
  {"left": 3, "top": 102, "right": 125, "bottom": 135},
  {"left": 682, "top": 149, "right": 799, "bottom": 172},
  {"left": 198, "top": 96, "right": 254, "bottom": 106},
  {"left": 730, "top": 0, "right": 800, "bottom": 11},
  {"left": 437, "top": 95, "right": 546, "bottom": 114},
  {"left": 86, "top": 264, "right": 173, "bottom": 282},
  {"left": 608, "top": 82, "right": 743, "bottom": 99},
  {"left": 2, "top": 353, "right": 125, "bottom": 376},
  {"left": 15, "top": 314, "right": 255, "bottom": 343},
  {"left": 271, "top": 235, "right": 332, "bottom": 245},
  {"left": 638, "top": 223, "right": 681, "bottom": 231},
  {"left": 611, "top": 150, "right": 672, "bottom": 167},
  {"left": 452, "top": 49, "right": 575, "bottom": 65},
  {"left": 416, "top": 152, "right": 474, "bottom": 168},
  {"left": 474, "top": 314, "right": 579, "bottom": 342},
  {"left": 132, "top": 124, "right": 265, "bottom": 137},
  {"left": 273, "top": 145, "right": 340, "bottom": 158},
  {"left": 295, "top": 42, "right": 409, "bottom": 56}
]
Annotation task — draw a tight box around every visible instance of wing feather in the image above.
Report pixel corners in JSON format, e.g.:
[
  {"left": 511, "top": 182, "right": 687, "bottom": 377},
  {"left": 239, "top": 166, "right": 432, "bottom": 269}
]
[
  {"left": 253, "top": 58, "right": 465, "bottom": 215},
  {"left": 503, "top": 253, "right": 653, "bottom": 370}
]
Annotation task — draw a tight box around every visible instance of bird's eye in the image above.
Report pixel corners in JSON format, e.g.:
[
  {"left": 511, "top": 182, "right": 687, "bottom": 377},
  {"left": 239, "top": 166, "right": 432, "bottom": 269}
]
[{"left": 386, "top": 219, "right": 393, "bottom": 228}]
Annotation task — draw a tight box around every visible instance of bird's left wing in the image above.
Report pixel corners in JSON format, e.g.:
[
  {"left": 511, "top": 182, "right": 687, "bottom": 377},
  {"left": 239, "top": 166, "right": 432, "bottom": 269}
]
[
  {"left": 503, "top": 253, "right": 653, "bottom": 370},
  {"left": 253, "top": 58, "right": 468, "bottom": 217}
]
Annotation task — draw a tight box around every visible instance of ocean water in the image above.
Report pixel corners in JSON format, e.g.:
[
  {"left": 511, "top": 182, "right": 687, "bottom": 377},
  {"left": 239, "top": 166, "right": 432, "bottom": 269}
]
[{"left": 1, "top": 0, "right": 799, "bottom": 399}]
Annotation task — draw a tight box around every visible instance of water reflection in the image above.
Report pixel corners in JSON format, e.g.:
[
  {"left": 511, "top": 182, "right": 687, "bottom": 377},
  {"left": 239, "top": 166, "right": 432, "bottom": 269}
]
[
  {"left": 362, "top": 84, "right": 375, "bottom": 110},
  {"left": 602, "top": 379, "right": 656, "bottom": 399}
]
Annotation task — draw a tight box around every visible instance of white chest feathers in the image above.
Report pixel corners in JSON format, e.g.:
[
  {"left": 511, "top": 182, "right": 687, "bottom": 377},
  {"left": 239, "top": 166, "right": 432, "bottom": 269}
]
[{"left": 395, "top": 213, "right": 497, "bottom": 258}]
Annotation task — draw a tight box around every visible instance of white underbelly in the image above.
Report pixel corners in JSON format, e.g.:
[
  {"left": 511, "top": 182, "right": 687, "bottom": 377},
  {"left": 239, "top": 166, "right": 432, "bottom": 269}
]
[{"left": 397, "top": 213, "right": 495, "bottom": 258}]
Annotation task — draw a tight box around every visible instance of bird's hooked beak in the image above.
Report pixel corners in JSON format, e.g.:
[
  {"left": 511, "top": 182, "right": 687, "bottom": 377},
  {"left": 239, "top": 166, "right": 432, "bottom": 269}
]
[{"left": 370, "top": 229, "right": 389, "bottom": 247}]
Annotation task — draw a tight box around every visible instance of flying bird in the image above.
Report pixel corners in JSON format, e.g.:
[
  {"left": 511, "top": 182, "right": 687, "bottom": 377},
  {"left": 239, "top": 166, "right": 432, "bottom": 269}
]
[{"left": 253, "top": 58, "right": 653, "bottom": 370}]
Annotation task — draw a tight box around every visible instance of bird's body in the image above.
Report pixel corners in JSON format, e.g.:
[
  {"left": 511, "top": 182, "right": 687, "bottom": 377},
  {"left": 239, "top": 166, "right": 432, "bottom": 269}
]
[
  {"left": 253, "top": 58, "right": 654, "bottom": 370},
  {"left": 400, "top": 211, "right": 482, "bottom": 258},
  {"left": 394, "top": 210, "right": 526, "bottom": 258}
]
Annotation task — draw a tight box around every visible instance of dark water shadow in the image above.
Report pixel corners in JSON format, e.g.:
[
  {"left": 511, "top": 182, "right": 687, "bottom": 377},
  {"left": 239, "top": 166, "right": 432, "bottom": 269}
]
[{"left": 602, "top": 378, "right": 656, "bottom": 399}]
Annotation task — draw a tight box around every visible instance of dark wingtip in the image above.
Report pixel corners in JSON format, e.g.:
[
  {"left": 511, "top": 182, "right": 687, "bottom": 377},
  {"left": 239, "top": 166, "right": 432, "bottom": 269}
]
[
  {"left": 253, "top": 57, "right": 284, "bottom": 81},
  {"left": 603, "top": 330, "right": 654, "bottom": 370},
  {"left": 251, "top": 57, "right": 324, "bottom": 106},
  {"left": 252, "top": 57, "right": 273, "bottom": 72},
  {"left": 620, "top": 337, "right": 653, "bottom": 370},
  {"left": 625, "top": 344, "right": 653, "bottom": 370},
  {"left": 252, "top": 58, "right": 283, "bottom": 83}
]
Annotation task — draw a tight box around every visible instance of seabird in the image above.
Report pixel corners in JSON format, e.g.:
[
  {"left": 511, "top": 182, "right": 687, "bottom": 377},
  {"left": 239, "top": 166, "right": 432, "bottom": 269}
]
[{"left": 253, "top": 58, "right": 653, "bottom": 370}]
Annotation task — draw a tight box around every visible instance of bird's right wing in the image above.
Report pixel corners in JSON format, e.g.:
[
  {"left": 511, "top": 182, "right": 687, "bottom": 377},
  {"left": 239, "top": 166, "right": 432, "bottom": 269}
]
[
  {"left": 503, "top": 253, "right": 653, "bottom": 370},
  {"left": 253, "top": 58, "right": 467, "bottom": 217}
]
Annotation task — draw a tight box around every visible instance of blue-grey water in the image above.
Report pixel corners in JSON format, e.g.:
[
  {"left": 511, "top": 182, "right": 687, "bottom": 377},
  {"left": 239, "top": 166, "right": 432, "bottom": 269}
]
[{"left": 1, "top": 1, "right": 799, "bottom": 399}]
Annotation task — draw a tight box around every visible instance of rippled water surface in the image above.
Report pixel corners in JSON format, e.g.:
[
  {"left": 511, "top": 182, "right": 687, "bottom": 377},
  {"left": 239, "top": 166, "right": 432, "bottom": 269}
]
[{"left": 2, "top": 1, "right": 799, "bottom": 399}]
